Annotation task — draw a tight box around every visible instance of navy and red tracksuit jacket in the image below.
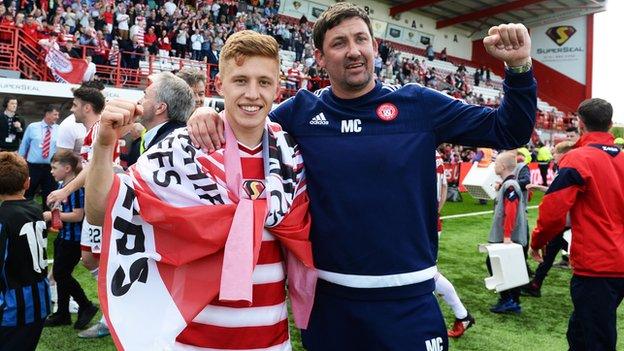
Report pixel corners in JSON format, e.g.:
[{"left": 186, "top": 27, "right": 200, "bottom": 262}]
[{"left": 531, "top": 132, "right": 624, "bottom": 277}]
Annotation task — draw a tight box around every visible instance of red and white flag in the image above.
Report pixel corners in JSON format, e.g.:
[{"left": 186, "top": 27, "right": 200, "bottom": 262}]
[
  {"left": 99, "top": 124, "right": 316, "bottom": 350},
  {"left": 44, "top": 47, "right": 88, "bottom": 84}
]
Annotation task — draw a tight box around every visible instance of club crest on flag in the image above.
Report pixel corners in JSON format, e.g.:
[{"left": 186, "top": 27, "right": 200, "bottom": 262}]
[{"left": 242, "top": 180, "right": 265, "bottom": 200}]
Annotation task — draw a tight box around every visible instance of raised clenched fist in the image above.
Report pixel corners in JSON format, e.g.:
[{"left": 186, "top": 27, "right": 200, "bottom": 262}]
[{"left": 483, "top": 23, "right": 531, "bottom": 68}]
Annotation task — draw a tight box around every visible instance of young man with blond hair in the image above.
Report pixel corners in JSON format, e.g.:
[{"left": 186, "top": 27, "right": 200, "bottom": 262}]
[{"left": 86, "top": 31, "right": 315, "bottom": 350}]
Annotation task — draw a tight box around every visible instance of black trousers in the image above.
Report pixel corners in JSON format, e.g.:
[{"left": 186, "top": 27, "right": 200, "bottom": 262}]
[
  {"left": 0, "top": 319, "right": 44, "bottom": 351},
  {"left": 534, "top": 230, "right": 569, "bottom": 285},
  {"left": 53, "top": 238, "right": 91, "bottom": 315},
  {"left": 486, "top": 255, "right": 520, "bottom": 303},
  {"left": 538, "top": 162, "right": 550, "bottom": 186},
  {"left": 25, "top": 163, "right": 55, "bottom": 211},
  {"left": 568, "top": 275, "right": 624, "bottom": 351}
]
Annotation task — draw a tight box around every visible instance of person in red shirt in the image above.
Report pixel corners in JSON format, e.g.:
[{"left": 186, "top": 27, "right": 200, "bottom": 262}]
[
  {"left": 22, "top": 15, "right": 39, "bottom": 38},
  {"left": 531, "top": 98, "right": 624, "bottom": 351},
  {"left": 102, "top": 5, "right": 113, "bottom": 35},
  {"left": 157, "top": 29, "right": 172, "bottom": 57},
  {"left": 143, "top": 26, "right": 157, "bottom": 55},
  {"left": 0, "top": 13, "right": 15, "bottom": 42}
]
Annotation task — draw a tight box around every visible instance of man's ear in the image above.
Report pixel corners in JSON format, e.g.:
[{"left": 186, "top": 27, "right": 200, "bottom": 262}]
[
  {"left": 155, "top": 101, "right": 168, "bottom": 116},
  {"left": 577, "top": 119, "right": 586, "bottom": 134},
  {"left": 214, "top": 73, "right": 224, "bottom": 96},
  {"left": 314, "top": 48, "right": 325, "bottom": 69}
]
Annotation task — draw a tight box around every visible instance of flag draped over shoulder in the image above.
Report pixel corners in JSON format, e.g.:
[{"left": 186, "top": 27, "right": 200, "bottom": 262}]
[{"left": 99, "top": 122, "right": 316, "bottom": 351}]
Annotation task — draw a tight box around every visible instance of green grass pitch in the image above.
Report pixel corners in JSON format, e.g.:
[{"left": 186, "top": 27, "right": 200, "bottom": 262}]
[{"left": 37, "top": 192, "right": 624, "bottom": 350}]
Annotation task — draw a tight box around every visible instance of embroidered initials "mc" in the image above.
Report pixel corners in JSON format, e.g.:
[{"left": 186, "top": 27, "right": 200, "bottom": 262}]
[
  {"left": 341, "top": 119, "right": 362, "bottom": 133},
  {"left": 425, "top": 337, "right": 444, "bottom": 351}
]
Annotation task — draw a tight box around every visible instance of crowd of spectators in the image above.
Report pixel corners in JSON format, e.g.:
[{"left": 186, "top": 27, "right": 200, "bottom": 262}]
[
  {"left": 0, "top": 0, "right": 578, "bottom": 128},
  {"left": 0, "top": 0, "right": 334, "bottom": 91},
  {"left": 375, "top": 40, "right": 502, "bottom": 108},
  {"left": 537, "top": 109, "right": 578, "bottom": 131},
  {"left": 438, "top": 144, "right": 478, "bottom": 164}
]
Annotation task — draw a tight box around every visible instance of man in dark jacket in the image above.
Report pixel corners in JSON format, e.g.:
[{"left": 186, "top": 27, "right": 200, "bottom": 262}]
[
  {"left": 0, "top": 96, "right": 25, "bottom": 151},
  {"left": 120, "top": 35, "right": 144, "bottom": 69}
]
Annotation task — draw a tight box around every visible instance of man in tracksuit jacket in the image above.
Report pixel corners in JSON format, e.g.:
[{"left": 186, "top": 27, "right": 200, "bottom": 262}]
[{"left": 531, "top": 98, "right": 624, "bottom": 351}]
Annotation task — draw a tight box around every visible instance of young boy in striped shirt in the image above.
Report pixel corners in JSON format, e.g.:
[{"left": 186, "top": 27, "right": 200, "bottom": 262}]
[{"left": 43, "top": 150, "right": 98, "bottom": 329}]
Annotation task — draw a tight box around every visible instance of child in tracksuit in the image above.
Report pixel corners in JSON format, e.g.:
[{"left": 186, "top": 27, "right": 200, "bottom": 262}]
[
  {"left": 487, "top": 151, "right": 527, "bottom": 313},
  {"left": 0, "top": 152, "right": 50, "bottom": 351}
]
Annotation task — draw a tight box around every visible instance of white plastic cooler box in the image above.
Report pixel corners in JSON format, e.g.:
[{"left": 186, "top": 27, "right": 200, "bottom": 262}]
[
  {"left": 461, "top": 162, "right": 501, "bottom": 200},
  {"left": 479, "top": 243, "right": 529, "bottom": 292}
]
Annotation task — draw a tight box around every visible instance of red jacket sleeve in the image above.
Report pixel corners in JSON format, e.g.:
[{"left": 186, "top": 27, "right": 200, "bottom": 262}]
[
  {"left": 503, "top": 186, "right": 519, "bottom": 239},
  {"left": 531, "top": 160, "right": 585, "bottom": 249}
]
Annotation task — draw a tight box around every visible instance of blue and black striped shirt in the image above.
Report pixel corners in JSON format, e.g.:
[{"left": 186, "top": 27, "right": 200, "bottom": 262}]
[
  {"left": 0, "top": 200, "right": 51, "bottom": 327},
  {"left": 58, "top": 184, "right": 84, "bottom": 242}
]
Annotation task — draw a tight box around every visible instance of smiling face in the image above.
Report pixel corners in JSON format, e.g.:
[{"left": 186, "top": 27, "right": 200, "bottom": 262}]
[
  {"left": 191, "top": 81, "right": 206, "bottom": 109},
  {"left": 314, "top": 17, "right": 377, "bottom": 99},
  {"left": 215, "top": 55, "right": 280, "bottom": 145}
]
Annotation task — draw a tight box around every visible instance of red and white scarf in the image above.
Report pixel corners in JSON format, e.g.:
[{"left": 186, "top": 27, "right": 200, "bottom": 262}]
[{"left": 99, "top": 120, "right": 316, "bottom": 350}]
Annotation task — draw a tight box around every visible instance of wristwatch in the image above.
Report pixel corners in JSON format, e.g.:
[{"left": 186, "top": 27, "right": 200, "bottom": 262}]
[{"left": 505, "top": 59, "right": 532, "bottom": 74}]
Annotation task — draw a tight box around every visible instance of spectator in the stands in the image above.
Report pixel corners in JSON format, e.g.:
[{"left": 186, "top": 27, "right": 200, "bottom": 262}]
[
  {"left": 190, "top": 28, "right": 204, "bottom": 61},
  {"left": 174, "top": 22, "right": 189, "bottom": 58},
  {"left": 144, "top": 26, "right": 157, "bottom": 55},
  {"left": 206, "top": 41, "right": 219, "bottom": 78},
  {"left": 439, "top": 47, "right": 447, "bottom": 61},
  {"left": 82, "top": 56, "right": 96, "bottom": 82},
  {"left": 426, "top": 43, "right": 435, "bottom": 61},
  {"left": 61, "top": 40, "right": 81, "bottom": 58},
  {"left": 286, "top": 61, "right": 303, "bottom": 91},
  {"left": 120, "top": 35, "right": 143, "bottom": 69},
  {"left": 374, "top": 52, "right": 383, "bottom": 78},
  {"left": 116, "top": 6, "right": 130, "bottom": 40},
  {"left": 157, "top": 29, "right": 172, "bottom": 59}
]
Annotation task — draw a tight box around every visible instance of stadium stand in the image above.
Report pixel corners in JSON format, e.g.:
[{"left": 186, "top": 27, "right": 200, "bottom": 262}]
[{"left": 0, "top": 0, "right": 588, "bottom": 133}]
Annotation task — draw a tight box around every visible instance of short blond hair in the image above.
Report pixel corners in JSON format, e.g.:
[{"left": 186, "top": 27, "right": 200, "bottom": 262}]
[
  {"left": 497, "top": 151, "right": 517, "bottom": 171},
  {"left": 218, "top": 30, "right": 280, "bottom": 76}
]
